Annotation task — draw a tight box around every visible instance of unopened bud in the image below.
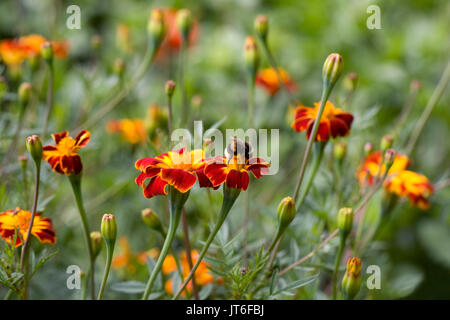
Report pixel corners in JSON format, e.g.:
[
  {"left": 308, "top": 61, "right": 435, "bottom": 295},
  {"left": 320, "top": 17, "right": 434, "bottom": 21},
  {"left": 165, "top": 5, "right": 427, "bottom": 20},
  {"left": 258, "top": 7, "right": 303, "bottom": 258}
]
[
  {"left": 244, "top": 36, "right": 259, "bottom": 76},
  {"left": 18, "top": 82, "right": 32, "bottom": 106},
  {"left": 254, "top": 15, "right": 268, "bottom": 42},
  {"left": 277, "top": 197, "right": 296, "bottom": 229},
  {"left": 176, "top": 9, "right": 193, "bottom": 40},
  {"left": 380, "top": 134, "right": 394, "bottom": 152},
  {"left": 90, "top": 231, "right": 103, "bottom": 258},
  {"left": 165, "top": 80, "right": 176, "bottom": 98},
  {"left": 26, "top": 135, "right": 42, "bottom": 163},
  {"left": 341, "top": 257, "right": 362, "bottom": 300},
  {"left": 41, "top": 42, "right": 53, "bottom": 62},
  {"left": 337, "top": 207, "right": 353, "bottom": 237},
  {"left": 322, "top": 53, "right": 343, "bottom": 87},
  {"left": 101, "top": 214, "right": 117, "bottom": 242},
  {"left": 410, "top": 79, "right": 422, "bottom": 91},
  {"left": 91, "top": 35, "right": 102, "bottom": 50},
  {"left": 18, "top": 155, "right": 28, "bottom": 171},
  {"left": 191, "top": 94, "right": 202, "bottom": 109},
  {"left": 148, "top": 8, "right": 166, "bottom": 49},
  {"left": 364, "top": 142, "right": 373, "bottom": 156},
  {"left": 141, "top": 208, "right": 162, "bottom": 231},
  {"left": 333, "top": 141, "right": 347, "bottom": 161},
  {"left": 113, "top": 58, "right": 125, "bottom": 77},
  {"left": 384, "top": 148, "right": 395, "bottom": 167},
  {"left": 342, "top": 72, "right": 358, "bottom": 91}
]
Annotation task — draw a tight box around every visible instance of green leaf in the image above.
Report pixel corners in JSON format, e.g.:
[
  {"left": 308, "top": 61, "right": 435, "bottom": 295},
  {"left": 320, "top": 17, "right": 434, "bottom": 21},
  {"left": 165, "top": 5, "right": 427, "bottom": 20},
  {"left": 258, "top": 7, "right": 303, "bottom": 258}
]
[
  {"left": 111, "top": 281, "right": 146, "bottom": 294},
  {"left": 271, "top": 273, "right": 319, "bottom": 296}
]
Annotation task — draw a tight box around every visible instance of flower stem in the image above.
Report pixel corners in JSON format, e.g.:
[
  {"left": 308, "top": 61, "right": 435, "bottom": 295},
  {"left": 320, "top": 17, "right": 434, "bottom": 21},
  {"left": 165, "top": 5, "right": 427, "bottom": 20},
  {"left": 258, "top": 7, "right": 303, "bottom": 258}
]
[
  {"left": 97, "top": 240, "right": 114, "bottom": 300},
  {"left": 332, "top": 235, "right": 346, "bottom": 300},
  {"left": 42, "top": 61, "right": 54, "bottom": 140},
  {"left": 173, "top": 186, "right": 241, "bottom": 300},
  {"left": 142, "top": 188, "right": 188, "bottom": 300},
  {"left": 179, "top": 39, "right": 188, "bottom": 125},
  {"left": 68, "top": 174, "right": 95, "bottom": 300},
  {"left": 181, "top": 209, "right": 199, "bottom": 300}
]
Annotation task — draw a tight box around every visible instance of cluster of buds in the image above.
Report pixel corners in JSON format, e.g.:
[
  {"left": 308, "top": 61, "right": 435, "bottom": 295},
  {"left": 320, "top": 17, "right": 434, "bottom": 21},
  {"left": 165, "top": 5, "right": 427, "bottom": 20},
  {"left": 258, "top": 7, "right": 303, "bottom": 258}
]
[{"left": 341, "top": 257, "right": 362, "bottom": 300}]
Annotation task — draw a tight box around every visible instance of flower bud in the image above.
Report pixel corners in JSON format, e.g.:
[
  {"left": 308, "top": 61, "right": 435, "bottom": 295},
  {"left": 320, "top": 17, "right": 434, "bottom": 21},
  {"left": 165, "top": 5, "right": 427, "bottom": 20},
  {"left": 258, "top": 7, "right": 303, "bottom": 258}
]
[
  {"left": 410, "top": 79, "right": 422, "bottom": 91},
  {"left": 91, "top": 35, "right": 102, "bottom": 50},
  {"left": 384, "top": 148, "right": 395, "bottom": 167},
  {"left": 165, "top": 80, "right": 176, "bottom": 98},
  {"left": 18, "top": 82, "right": 32, "bottom": 106},
  {"left": 101, "top": 214, "right": 117, "bottom": 242},
  {"left": 342, "top": 72, "right": 358, "bottom": 91},
  {"left": 337, "top": 207, "right": 353, "bottom": 237},
  {"left": 322, "top": 53, "right": 343, "bottom": 87},
  {"left": 0, "top": 76, "right": 7, "bottom": 100},
  {"left": 176, "top": 9, "right": 193, "bottom": 40},
  {"left": 364, "top": 142, "right": 373, "bottom": 156},
  {"left": 254, "top": 15, "right": 268, "bottom": 42},
  {"left": 18, "top": 155, "right": 28, "bottom": 171},
  {"left": 41, "top": 42, "right": 53, "bottom": 63},
  {"left": 380, "top": 134, "right": 394, "bottom": 152},
  {"left": 148, "top": 8, "right": 166, "bottom": 49},
  {"left": 244, "top": 36, "right": 259, "bottom": 76},
  {"left": 113, "top": 58, "right": 125, "bottom": 77},
  {"left": 141, "top": 208, "right": 162, "bottom": 231},
  {"left": 191, "top": 94, "right": 202, "bottom": 109},
  {"left": 90, "top": 231, "right": 103, "bottom": 258},
  {"left": 341, "top": 257, "right": 362, "bottom": 300},
  {"left": 277, "top": 197, "right": 296, "bottom": 229},
  {"left": 26, "top": 135, "right": 42, "bottom": 163},
  {"left": 333, "top": 141, "right": 347, "bottom": 161}
]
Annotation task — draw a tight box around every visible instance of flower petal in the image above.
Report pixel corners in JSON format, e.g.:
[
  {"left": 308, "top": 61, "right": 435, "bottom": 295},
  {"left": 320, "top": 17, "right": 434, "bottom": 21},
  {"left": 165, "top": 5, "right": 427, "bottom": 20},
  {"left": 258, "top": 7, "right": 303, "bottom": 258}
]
[
  {"left": 226, "top": 170, "right": 249, "bottom": 190},
  {"left": 160, "top": 168, "right": 197, "bottom": 193},
  {"left": 143, "top": 176, "right": 168, "bottom": 198}
]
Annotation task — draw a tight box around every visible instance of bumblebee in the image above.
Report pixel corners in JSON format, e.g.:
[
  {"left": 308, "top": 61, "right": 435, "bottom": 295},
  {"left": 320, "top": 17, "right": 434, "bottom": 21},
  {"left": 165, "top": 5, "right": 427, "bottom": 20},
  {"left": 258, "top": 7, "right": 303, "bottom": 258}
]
[{"left": 225, "top": 137, "right": 253, "bottom": 164}]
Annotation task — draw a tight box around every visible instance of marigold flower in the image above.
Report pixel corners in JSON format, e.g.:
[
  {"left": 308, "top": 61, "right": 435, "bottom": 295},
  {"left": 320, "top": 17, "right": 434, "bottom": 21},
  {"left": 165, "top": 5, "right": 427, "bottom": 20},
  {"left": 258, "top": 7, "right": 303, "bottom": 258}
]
[
  {"left": 0, "top": 207, "right": 56, "bottom": 247},
  {"left": 106, "top": 119, "right": 147, "bottom": 145},
  {"left": 135, "top": 148, "right": 211, "bottom": 198},
  {"left": 385, "top": 170, "right": 434, "bottom": 210},
  {"left": 256, "top": 67, "right": 297, "bottom": 96},
  {"left": 42, "top": 130, "right": 91, "bottom": 175},
  {"left": 0, "top": 40, "right": 28, "bottom": 66},
  {"left": 204, "top": 155, "right": 270, "bottom": 191},
  {"left": 291, "top": 101, "right": 354, "bottom": 141}
]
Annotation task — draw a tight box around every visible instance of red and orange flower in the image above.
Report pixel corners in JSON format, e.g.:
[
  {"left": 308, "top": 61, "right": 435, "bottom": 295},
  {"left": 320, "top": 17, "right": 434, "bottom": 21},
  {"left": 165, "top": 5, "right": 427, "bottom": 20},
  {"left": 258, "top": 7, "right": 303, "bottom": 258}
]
[
  {"left": 291, "top": 101, "right": 354, "bottom": 141},
  {"left": 106, "top": 119, "right": 147, "bottom": 145},
  {"left": 0, "top": 207, "right": 56, "bottom": 247},
  {"left": 135, "top": 148, "right": 211, "bottom": 198},
  {"left": 42, "top": 130, "right": 91, "bottom": 176},
  {"left": 357, "top": 151, "right": 434, "bottom": 209},
  {"left": 256, "top": 67, "right": 297, "bottom": 96}
]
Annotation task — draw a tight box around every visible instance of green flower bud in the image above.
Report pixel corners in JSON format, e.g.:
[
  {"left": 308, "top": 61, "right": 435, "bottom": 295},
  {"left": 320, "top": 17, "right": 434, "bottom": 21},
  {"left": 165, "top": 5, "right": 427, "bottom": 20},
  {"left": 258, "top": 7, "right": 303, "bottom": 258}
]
[
  {"left": 364, "top": 142, "right": 373, "bottom": 156},
  {"left": 254, "top": 15, "right": 268, "bottom": 42},
  {"left": 384, "top": 148, "right": 395, "bottom": 168},
  {"left": 165, "top": 80, "right": 176, "bottom": 98},
  {"left": 176, "top": 9, "right": 193, "bottom": 40},
  {"left": 337, "top": 207, "right": 353, "bottom": 237},
  {"left": 26, "top": 135, "right": 42, "bottom": 163},
  {"left": 101, "top": 214, "right": 117, "bottom": 242},
  {"left": 244, "top": 36, "right": 259, "bottom": 76},
  {"left": 322, "top": 53, "right": 343, "bottom": 87},
  {"left": 18, "top": 155, "right": 28, "bottom": 171},
  {"left": 277, "top": 197, "right": 296, "bottom": 229},
  {"left": 342, "top": 72, "right": 358, "bottom": 92},
  {"left": 341, "top": 257, "right": 362, "bottom": 300},
  {"left": 18, "top": 82, "right": 32, "bottom": 106},
  {"left": 91, "top": 35, "right": 102, "bottom": 50},
  {"left": 141, "top": 208, "right": 162, "bottom": 231},
  {"left": 148, "top": 8, "right": 166, "bottom": 49},
  {"left": 0, "top": 76, "right": 7, "bottom": 100},
  {"left": 41, "top": 42, "right": 53, "bottom": 63},
  {"left": 333, "top": 141, "right": 347, "bottom": 161},
  {"left": 381, "top": 134, "right": 394, "bottom": 152},
  {"left": 90, "top": 231, "right": 103, "bottom": 258},
  {"left": 113, "top": 58, "right": 125, "bottom": 77}
]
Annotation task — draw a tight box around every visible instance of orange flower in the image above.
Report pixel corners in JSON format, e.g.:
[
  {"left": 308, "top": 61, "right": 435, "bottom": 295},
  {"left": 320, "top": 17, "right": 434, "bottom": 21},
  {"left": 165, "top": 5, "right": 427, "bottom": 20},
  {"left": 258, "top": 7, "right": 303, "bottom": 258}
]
[
  {"left": 256, "top": 67, "right": 297, "bottom": 96},
  {"left": 106, "top": 119, "right": 147, "bottom": 145},
  {"left": 163, "top": 250, "right": 214, "bottom": 296},
  {"left": 204, "top": 155, "right": 270, "bottom": 191},
  {"left": 155, "top": 8, "right": 199, "bottom": 61},
  {"left": 0, "top": 207, "right": 56, "bottom": 247},
  {"left": 42, "top": 130, "right": 91, "bottom": 175},
  {"left": 385, "top": 170, "right": 434, "bottom": 210},
  {"left": 0, "top": 40, "right": 28, "bottom": 66},
  {"left": 357, "top": 151, "right": 434, "bottom": 209},
  {"left": 135, "top": 148, "right": 211, "bottom": 198},
  {"left": 291, "top": 101, "right": 354, "bottom": 141}
]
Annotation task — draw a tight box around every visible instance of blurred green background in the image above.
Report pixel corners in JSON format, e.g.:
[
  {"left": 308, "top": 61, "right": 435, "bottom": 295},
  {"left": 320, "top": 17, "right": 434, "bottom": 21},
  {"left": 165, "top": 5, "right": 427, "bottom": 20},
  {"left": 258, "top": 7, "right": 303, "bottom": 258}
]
[{"left": 0, "top": 0, "right": 449, "bottom": 299}]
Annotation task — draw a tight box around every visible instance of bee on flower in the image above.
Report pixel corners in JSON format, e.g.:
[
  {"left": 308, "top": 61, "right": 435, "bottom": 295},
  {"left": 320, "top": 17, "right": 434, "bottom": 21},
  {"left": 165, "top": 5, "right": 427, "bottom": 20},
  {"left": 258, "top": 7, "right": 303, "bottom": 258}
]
[{"left": 256, "top": 67, "right": 297, "bottom": 96}]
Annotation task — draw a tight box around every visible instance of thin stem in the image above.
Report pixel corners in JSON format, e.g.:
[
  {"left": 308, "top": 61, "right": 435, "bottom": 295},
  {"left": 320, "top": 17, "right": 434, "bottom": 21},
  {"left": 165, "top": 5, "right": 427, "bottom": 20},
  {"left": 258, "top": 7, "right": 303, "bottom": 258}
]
[
  {"left": 393, "top": 82, "right": 420, "bottom": 138},
  {"left": 332, "top": 235, "right": 346, "bottom": 300},
  {"left": 181, "top": 208, "right": 199, "bottom": 300},
  {"left": 179, "top": 39, "right": 188, "bottom": 125},
  {"left": 97, "top": 241, "right": 114, "bottom": 300},
  {"left": 42, "top": 62, "right": 54, "bottom": 140},
  {"left": 167, "top": 95, "right": 173, "bottom": 141},
  {"left": 292, "top": 87, "right": 331, "bottom": 202},
  {"left": 69, "top": 174, "right": 95, "bottom": 300},
  {"left": 405, "top": 59, "right": 450, "bottom": 155}
]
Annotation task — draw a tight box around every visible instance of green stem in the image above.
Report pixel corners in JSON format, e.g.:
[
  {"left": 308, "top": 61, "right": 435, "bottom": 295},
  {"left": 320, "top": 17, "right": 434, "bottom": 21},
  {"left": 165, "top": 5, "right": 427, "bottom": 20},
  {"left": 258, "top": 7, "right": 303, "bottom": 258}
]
[
  {"left": 181, "top": 209, "right": 199, "bottom": 300},
  {"left": 42, "top": 61, "right": 53, "bottom": 140},
  {"left": 179, "top": 39, "right": 188, "bottom": 125},
  {"left": 97, "top": 240, "right": 114, "bottom": 300},
  {"left": 173, "top": 186, "right": 241, "bottom": 300},
  {"left": 142, "top": 188, "right": 189, "bottom": 300},
  {"left": 332, "top": 235, "right": 346, "bottom": 300},
  {"left": 292, "top": 87, "right": 331, "bottom": 202},
  {"left": 68, "top": 174, "right": 95, "bottom": 300}
]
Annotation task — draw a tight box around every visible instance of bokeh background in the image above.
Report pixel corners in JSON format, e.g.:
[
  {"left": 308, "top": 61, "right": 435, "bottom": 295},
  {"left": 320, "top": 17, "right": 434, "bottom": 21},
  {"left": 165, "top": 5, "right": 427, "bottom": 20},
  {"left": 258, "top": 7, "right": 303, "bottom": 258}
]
[{"left": 0, "top": 0, "right": 449, "bottom": 299}]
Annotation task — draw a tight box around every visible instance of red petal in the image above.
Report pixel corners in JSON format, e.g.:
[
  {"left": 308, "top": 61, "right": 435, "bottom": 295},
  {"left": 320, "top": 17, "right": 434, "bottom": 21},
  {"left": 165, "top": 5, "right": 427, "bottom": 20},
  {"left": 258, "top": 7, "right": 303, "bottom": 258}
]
[
  {"left": 226, "top": 170, "right": 249, "bottom": 190},
  {"left": 135, "top": 169, "right": 160, "bottom": 186},
  {"left": 205, "top": 163, "right": 228, "bottom": 187},
  {"left": 51, "top": 131, "right": 68, "bottom": 144},
  {"left": 143, "top": 176, "right": 168, "bottom": 198},
  {"left": 330, "top": 117, "right": 350, "bottom": 138},
  {"left": 292, "top": 117, "right": 312, "bottom": 132},
  {"left": 160, "top": 168, "right": 197, "bottom": 193},
  {"left": 307, "top": 121, "right": 330, "bottom": 141},
  {"left": 135, "top": 157, "right": 164, "bottom": 171},
  {"left": 336, "top": 113, "right": 354, "bottom": 127},
  {"left": 75, "top": 130, "right": 91, "bottom": 148}
]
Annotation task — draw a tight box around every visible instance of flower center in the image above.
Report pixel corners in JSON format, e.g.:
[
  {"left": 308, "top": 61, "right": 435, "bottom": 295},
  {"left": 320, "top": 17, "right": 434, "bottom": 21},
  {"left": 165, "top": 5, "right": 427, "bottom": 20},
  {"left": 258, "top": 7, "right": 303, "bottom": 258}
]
[{"left": 57, "top": 137, "right": 78, "bottom": 156}]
